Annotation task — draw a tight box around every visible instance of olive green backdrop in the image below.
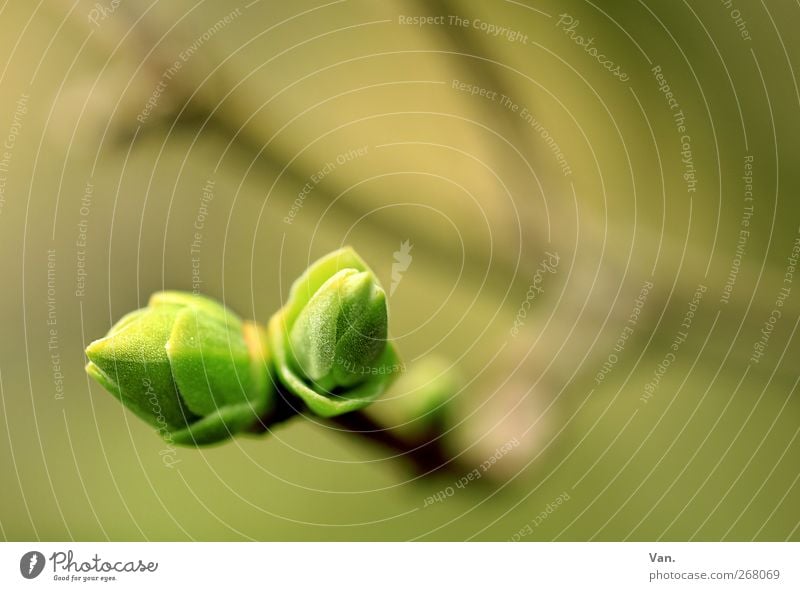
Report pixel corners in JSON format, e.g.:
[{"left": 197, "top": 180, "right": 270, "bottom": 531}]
[{"left": 0, "top": 0, "right": 798, "bottom": 540}]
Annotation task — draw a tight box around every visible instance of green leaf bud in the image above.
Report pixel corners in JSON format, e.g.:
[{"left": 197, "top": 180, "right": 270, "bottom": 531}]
[
  {"left": 268, "top": 247, "right": 400, "bottom": 417},
  {"left": 85, "top": 291, "right": 273, "bottom": 446}
]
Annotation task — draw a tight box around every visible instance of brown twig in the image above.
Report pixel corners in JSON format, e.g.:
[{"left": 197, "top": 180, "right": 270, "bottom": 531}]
[
  {"left": 328, "top": 411, "right": 455, "bottom": 477},
  {"left": 249, "top": 384, "right": 458, "bottom": 477}
]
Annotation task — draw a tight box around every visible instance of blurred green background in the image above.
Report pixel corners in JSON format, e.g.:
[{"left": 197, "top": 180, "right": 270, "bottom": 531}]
[{"left": 0, "top": 0, "right": 798, "bottom": 540}]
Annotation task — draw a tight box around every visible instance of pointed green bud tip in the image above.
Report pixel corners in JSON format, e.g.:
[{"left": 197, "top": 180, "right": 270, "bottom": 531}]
[
  {"left": 85, "top": 292, "right": 273, "bottom": 446},
  {"left": 268, "top": 247, "right": 401, "bottom": 417}
]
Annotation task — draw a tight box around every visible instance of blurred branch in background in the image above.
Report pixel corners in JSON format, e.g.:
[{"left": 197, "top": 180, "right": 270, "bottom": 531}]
[{"left": 0, "top": 0, "right": 797, "bottom": 541}]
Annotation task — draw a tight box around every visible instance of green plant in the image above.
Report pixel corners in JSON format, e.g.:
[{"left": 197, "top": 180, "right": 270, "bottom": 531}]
[
  {"left": 268, "top": 247, "right": 400, "bottom": 418},
  {"left": 85, "top": 247, "right": 450, "bottom": 466},
  {"left": 85, "top": 291, "right": 272, "bottom": 445}
]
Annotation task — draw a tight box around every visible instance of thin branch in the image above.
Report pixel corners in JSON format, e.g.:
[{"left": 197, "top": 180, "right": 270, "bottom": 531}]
[
  {"left": 249, "top": 384, "right": 458, "bottom": 477},
  {"left": 328, "top": 411, "right": 455, "bottom": 477}
]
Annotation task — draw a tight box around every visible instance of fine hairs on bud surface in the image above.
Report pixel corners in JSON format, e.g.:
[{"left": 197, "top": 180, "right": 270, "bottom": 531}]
[
  {"left": 85, "top": 247, "right": 399, "bottom": 443},
  {"left": 289, "top": 268, "right": 388, "bottom": 392},
  {"left": 268, "top": 247, "right": 400, "bottom": 418},
  {"left": 85, "top": 291, "right": 272, "bottom": 446}
]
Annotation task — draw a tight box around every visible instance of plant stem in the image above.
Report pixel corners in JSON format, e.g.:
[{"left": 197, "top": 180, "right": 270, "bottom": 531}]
[
  {"left": 328, "top": 411, "right": 454, "bottom": 477},
  {"left": 250, "top": 384, "right": 455, "bottom": 477}
]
